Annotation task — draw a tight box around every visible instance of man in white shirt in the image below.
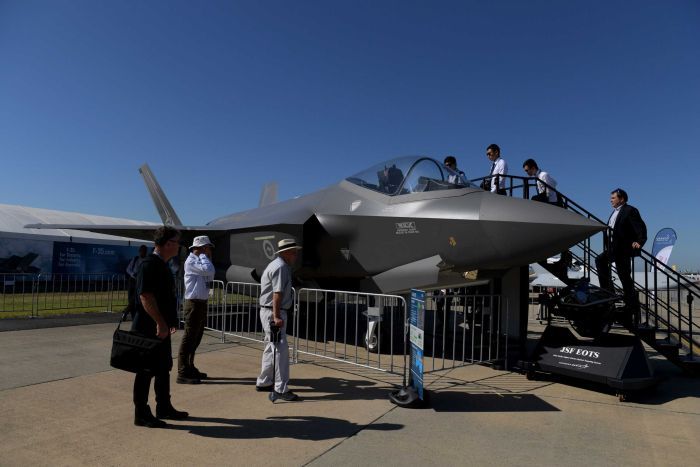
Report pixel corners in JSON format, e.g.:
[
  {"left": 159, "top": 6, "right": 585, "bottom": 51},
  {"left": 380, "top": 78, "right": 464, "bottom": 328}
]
[
  {"left": 486, "top": 144, "right": 508, "bottom": 195},
  {"left": 176, "top": 236, "right": 215, "bottom": 384},
  {"left": 523, "top": 158, "right": 558, "bottom": 204},
  {"left": 443, "top": 156, "right": 467, "bottom": 185}
]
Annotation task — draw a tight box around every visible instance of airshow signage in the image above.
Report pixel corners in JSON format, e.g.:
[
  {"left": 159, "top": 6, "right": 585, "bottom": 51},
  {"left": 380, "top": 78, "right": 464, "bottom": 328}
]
[
  {"left": 52, "top": 242, "right": 140, "bottom": 274},
  {"left": 533, "top": 326, "right": 653, "bottom": 386},
  {"left": 409, "top": 289, "right": 425, "bottom": 399}
]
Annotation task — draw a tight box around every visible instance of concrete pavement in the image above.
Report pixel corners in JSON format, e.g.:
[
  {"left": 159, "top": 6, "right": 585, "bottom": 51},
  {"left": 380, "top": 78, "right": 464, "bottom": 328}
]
[{"left": 1, "top": 315, "right": 699, "bottom": 466}]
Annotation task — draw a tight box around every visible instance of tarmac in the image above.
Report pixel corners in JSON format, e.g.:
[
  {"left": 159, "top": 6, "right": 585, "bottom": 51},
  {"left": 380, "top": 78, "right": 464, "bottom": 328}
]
[{"left": 1, "top": 313, "right": 699, "bottom": 467}]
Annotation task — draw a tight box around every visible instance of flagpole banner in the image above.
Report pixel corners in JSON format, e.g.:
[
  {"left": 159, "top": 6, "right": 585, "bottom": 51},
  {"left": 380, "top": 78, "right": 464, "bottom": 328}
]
[{"left": 650, "top": 228, "right": 677, "bottom": 268}]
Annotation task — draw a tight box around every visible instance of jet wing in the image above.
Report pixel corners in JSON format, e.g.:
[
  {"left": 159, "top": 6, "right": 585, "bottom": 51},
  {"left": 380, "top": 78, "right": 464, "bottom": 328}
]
[{"left": 22, "top": 223, "right": 229, "bottom": 243}]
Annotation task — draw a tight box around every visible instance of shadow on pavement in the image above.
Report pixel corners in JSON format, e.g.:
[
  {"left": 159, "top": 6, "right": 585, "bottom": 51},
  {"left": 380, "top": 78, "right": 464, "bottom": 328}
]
[
  {"left": 287, "top": 377, "right": 393, "bottom": 401},
  {"left": 200, "top": 377, "right": 258, "bottom": 385},
  {"left": 430, "top": 392, "right": 560, "bottom": 413},
  {"left": 168, "top": 415, "right": 403, "bottom": 440}
]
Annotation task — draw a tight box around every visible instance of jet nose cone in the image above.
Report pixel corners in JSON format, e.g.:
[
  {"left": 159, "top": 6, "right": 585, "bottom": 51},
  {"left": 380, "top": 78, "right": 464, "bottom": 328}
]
[{"left": 476, "top": 194, "right": 605, "bottom": 268}]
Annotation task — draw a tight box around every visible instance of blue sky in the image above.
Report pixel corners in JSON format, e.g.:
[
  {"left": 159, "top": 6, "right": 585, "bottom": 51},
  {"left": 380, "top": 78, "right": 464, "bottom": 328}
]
[{"left": 1, "top": 0, "right": 699, "bottom": 269}]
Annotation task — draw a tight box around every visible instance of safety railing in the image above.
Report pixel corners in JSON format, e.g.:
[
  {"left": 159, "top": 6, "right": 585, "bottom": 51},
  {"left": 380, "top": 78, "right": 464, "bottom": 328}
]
[
  {"left": 0, "top": 273, "right": 129, "bottom": 317},
  {"left": 205, "top": 280, "right": 227, "bottom": 340},
  {"left": 205, "top": 282, "right": 509, "bottom": 376},
  {"left": 472, "top": 173, "right": 699, "bottom": 364},
  {"left": 294, "top": 288, "right": 407, "bottom": 374},
  {"left": 425, "top": 292, "right": 509, "bottom": 371},
  {"left": 220, "top": 281, "right": 264, "bottom": 344}
]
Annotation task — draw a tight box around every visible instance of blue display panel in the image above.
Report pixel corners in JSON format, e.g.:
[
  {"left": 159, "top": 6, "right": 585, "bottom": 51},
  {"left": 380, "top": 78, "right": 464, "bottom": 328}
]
[{"left": 52, "top": 242, "right": 141, "bottom": 274}]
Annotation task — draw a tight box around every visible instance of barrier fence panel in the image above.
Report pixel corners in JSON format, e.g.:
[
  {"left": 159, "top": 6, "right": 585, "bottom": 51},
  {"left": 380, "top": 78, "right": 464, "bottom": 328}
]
[
  {"left": 294, "top": 288, "right": 407, "bottom": 374},
  {"left": 0, "top": 273, "right": 128, "bottom": 317},
  {"left": 423, "top": 292, "right": 508, "bottom": 372},
  {"left": 203, "top": 280, "right": 226, "bottom": 340},
  {"left": 0, "top": 274, "right": 36, "bottom": 314},
  {"left": 221, "top": 281, "right": 265, "bottom": 344}
]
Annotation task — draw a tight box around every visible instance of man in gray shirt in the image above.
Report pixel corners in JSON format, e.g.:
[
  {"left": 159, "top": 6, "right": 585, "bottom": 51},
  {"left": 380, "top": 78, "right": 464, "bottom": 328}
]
[{"left": 256, "top": 238, "right": 302, "bottom": 401}]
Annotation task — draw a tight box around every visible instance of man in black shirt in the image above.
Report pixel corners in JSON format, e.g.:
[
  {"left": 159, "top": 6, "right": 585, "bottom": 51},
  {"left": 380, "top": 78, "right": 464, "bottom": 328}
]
[{"left": 132, "top": 226, "right": 188, "bottom": 428}]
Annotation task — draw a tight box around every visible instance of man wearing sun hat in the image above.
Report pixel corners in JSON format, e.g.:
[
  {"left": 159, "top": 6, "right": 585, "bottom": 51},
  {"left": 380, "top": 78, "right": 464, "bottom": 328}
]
[
  {"left": 177, "top": 235, "right": 216, "bottom": 385},
  {"left": 256, "top": 238, "right": 302, "bottom": 401}
]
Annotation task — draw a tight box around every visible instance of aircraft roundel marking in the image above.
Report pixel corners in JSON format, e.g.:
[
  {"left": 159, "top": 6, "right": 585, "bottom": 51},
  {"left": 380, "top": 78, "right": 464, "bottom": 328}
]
[
  {"left": 263, "top": 240, "right": 276, "bottom": 260},
  {"left": 449, "top": 237, "right": 457, "bottom": 247}
]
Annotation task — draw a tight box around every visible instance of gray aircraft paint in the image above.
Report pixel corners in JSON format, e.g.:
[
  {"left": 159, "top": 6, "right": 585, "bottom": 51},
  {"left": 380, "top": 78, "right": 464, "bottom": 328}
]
[{"left": 27, "top": 157, "right": 605, "bottom": 294}]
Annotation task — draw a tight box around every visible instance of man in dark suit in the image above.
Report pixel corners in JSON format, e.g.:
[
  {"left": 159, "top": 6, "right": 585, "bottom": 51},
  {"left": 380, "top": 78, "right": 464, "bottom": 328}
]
[{"left": 595, "top": 188, "right": 647, "bottom": 327}]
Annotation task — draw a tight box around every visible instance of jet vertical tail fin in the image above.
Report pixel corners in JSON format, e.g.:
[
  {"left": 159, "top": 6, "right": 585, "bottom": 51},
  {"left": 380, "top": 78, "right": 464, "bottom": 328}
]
[
  {"left": 258, "top": 182, "right": 278, "bottom": 207},
  {"left": 139, "top": 164, "right": 183, "bottom": 226}
]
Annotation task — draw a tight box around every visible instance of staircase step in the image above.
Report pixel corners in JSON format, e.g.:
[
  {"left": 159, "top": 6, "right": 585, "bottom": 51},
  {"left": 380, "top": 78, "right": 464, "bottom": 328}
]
[
  {"left": 655, "top": 337, "right": 681, "bottom": 358},
  {"left": 678, "top": 355, "right": 700, "bottom": 376}
]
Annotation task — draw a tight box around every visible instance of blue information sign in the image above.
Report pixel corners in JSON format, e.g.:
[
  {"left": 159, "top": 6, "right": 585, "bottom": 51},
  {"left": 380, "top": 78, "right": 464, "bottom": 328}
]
[
  {"left": 409, "top": 289, "right": 425, "bottom": 399},
  {"left": 52, "top": 242, "right": 140, "bottom": 274}
]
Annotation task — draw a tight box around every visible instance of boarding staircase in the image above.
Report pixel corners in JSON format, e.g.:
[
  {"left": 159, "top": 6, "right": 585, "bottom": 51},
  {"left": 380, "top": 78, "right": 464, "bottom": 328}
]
[{"left": 471, "top": 174, "right": 700, "bottom": 374}]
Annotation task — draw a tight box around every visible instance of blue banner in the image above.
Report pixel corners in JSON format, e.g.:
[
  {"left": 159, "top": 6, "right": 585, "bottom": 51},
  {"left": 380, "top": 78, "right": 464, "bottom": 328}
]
[
  {"left": 52, "top": 242, "right": 141, "bottom": 274},
  {"left": 650, "top": 228, "right": 677, "bottom": 267},
  {"left": 409, "top": 289, "right": 425, "bottom": 400}
]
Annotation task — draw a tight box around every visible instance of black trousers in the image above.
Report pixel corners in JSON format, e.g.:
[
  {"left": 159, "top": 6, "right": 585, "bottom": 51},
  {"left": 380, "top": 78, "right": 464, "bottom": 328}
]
[
  {"left": 126, "top": 278, "right": 137, "bottom": 318},
  {"left": 133, "top": 371, "right": 170, "bottom": 409},
  {"left": 596, "top": 251, "right": 640, "bottom": 324},
  {"left": 178, "top": 299, "right": 208, "bottom": 375}
]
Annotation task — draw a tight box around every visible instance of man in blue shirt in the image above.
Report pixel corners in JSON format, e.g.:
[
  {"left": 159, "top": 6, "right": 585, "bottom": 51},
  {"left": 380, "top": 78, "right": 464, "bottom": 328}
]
[{"left": 177, "top": 235, "right": 216, "bottom": 384}]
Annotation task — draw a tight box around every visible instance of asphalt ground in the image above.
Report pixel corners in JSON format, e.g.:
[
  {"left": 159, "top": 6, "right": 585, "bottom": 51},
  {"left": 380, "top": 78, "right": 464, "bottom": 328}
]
[{"left": 1, "top": 315, "right": 699, "bottom": 466}]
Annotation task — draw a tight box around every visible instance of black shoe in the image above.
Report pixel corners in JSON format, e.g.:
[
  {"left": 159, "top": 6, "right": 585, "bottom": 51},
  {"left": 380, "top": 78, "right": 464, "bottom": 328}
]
[
  {"left": 156, "top": 405, "right": 189, "bottom": 420},
  {"left": 192, "top": 368, "right": 208, "bottom": 379},
  {"left": 256, "top": 384, "right": 273, "bottom": 392},
  {"left": 134, "top": 405, "right": 168, "bottom": 428},
  {"left": 176, "top": 374, "right": 201, "bottom": 385},
  {"left": 273, "top": 391, "right": 300, "bottom": 401}
]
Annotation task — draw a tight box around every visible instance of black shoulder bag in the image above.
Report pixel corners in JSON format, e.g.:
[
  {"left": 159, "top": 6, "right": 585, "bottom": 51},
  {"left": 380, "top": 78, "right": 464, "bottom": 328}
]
[{"left": 110, "top": 313, "right": 163, "bottom": 373}]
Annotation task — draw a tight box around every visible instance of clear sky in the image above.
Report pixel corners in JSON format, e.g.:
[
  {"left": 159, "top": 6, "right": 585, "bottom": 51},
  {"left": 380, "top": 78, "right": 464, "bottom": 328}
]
[{"left": 1, "top": 0, "right": 699, "bottom": 270}]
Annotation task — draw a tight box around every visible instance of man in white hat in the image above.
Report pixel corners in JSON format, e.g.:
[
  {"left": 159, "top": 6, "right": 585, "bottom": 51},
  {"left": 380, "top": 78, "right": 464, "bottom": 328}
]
[
  {"left": 256, "top": 238, "right": 302, "bottom": 401},
  {"left": 177, "top": 235, "right": 215, "bottom": 384}
]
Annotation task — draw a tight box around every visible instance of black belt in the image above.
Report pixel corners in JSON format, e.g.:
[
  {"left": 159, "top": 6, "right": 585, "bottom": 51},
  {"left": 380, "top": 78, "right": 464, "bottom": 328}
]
[
  {"left": 261, "top": 306, "right": 292, "bottom": 312},
  {"left": 186, "top": 298, "right": 208, "bottom": 303}
]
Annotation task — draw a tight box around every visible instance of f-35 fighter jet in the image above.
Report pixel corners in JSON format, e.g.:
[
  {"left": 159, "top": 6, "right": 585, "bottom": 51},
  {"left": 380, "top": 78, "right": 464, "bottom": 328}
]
[{"left": 27, "top": 156, "right": 604, "bottom": 293}]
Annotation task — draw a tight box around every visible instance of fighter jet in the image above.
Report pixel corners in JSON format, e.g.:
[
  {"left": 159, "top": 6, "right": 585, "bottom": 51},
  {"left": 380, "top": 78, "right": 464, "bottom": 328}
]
[{"left": 27, "top": 156, "right": 604, "bottom": 294}]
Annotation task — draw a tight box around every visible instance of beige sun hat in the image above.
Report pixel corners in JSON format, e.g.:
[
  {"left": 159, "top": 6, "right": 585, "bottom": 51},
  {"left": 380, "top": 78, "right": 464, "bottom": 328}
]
[{"left": 276, "top": 238, "right": 302, "bottom": 254}]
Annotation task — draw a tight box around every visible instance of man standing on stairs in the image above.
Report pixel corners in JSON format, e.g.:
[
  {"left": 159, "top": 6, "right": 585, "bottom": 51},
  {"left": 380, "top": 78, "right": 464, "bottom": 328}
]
[
  {"left": 177, "top": 236, "right": 216, "bottom": 384},
  {"left": 595, "top": 188, "right": 647, "bottom": 327}
]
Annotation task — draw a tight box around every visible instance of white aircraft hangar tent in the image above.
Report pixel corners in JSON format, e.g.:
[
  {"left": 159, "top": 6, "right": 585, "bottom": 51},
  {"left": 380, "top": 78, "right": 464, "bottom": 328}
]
[{"left": 0, "top": 203, "right": 156, "bottom": 275}]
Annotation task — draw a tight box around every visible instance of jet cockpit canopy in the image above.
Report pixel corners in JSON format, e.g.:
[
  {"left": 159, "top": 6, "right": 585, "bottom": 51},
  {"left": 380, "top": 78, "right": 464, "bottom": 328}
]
[{"left": 345, "top": 156, "right": 474, "bottom": 196}]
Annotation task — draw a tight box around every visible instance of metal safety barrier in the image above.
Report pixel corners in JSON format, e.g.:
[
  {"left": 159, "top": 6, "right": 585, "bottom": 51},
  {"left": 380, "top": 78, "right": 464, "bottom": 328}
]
[
  {"left": 220, "top": 281, "right": 265, "bottom": 344},
  {"left": 424, "top": 292, "right": 509, "bottom": 372},
  {"left": 199, "top": 282, "right": 509, "bottom": 376},
  {"left": 294, "top": 288, "right": 407, "bottom": 374},
  {"left": 0, "top": 273, "right": 129, "bottom": 317}
]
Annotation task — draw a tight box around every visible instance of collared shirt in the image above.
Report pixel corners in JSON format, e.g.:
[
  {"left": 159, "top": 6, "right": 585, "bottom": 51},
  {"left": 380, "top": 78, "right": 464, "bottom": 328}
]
[
  {"left": 608, "top": 204, "right": 623, "bottom": 229},
  {"left": 259, "top": 256, "right": 293, "bottom": 310},
  {"left": 535, "top": 169, "right": 558, "bottom": 203},
  {"left": 184, "top": 252, "right": 215, "bottom": 300},
  {"left": 126, "top": 255, "right": 145, "bottom": 279},
  {"left": 490, "top": 157, "right": 508, "bottom": 192},
  {"left": 447, "top": 169, "right": 467, "bottom": 185}
]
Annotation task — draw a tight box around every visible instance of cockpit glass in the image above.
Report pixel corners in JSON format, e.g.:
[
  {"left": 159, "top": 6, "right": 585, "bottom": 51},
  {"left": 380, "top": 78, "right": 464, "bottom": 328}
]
[{"left": 346, "top": 156, "right": 472, "bottom": 195}]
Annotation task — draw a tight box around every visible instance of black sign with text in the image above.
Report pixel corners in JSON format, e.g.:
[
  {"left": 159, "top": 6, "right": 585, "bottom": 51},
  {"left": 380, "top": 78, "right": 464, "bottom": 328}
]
[{"left": 533, "top": 326, "right": 652, "bottom": 384}]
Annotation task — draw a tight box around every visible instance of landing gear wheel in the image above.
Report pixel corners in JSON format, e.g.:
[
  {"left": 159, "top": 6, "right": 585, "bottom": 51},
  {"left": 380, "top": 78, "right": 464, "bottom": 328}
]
[
  {"left": 526, "top": 370, "right": 536, "bottom": 381},
  {"left": 365, "top": 333, "right": 378, "bottom": 353},
  {"left": 617, "top": 392, "right": 627, "bottom": 402}
]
